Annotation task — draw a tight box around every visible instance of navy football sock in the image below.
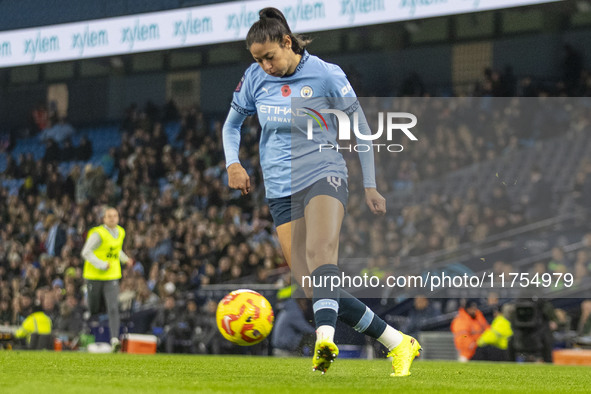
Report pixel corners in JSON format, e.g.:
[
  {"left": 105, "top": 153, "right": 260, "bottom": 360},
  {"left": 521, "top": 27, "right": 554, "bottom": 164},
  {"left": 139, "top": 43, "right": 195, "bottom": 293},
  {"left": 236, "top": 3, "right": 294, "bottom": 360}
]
[
  {"left": 311, "top": 264, "right": 340, "bottom": 329},
  {"left": 338, "top": 289, "right": 387, "bottom": 339}
]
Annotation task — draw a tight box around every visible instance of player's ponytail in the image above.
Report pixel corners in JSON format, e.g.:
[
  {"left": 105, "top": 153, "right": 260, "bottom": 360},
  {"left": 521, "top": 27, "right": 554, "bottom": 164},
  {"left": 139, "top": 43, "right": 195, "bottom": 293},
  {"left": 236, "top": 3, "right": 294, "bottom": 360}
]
[{"left": 246, "top": 7, "right": 311, "bottom": 55}]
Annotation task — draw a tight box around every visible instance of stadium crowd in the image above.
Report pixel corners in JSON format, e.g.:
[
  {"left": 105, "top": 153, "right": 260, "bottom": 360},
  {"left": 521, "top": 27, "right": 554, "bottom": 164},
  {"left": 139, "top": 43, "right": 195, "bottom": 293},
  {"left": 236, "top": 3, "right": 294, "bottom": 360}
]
[{"left": 1, "top": 65, "right": 591, "bottom": 354}]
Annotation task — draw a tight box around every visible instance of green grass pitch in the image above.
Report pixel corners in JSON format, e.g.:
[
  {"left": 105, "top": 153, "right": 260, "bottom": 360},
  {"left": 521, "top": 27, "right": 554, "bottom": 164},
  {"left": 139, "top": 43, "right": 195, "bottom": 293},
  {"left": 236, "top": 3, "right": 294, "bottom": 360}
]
[{"left": 1, "top": 352, "right": 589, "bottom": 393}]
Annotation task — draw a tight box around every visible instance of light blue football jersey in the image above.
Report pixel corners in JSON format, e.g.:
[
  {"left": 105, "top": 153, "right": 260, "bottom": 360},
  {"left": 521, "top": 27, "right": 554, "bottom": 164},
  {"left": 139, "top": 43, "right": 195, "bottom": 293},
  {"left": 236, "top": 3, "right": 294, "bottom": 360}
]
[{"left": 231, "top": 51, "right": 361, "bottom": 199}]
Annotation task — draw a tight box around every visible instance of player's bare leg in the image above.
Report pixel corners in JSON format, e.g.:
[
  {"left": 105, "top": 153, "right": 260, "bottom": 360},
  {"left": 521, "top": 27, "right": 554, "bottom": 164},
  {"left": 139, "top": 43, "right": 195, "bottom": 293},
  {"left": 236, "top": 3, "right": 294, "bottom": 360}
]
[
  {"left": 304, "top": 195, "right": 344, "bottom": 373},
  {"left": 276, "top": 219, "right": 311, "bottom": 297}
]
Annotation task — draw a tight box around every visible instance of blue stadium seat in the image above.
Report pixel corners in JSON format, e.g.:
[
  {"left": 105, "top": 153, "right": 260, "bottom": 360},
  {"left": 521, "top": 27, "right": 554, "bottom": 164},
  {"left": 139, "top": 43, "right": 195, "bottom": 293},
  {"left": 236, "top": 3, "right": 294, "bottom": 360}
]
[{"left": 11, "top": 137, "right": 46, "bottom": 161}]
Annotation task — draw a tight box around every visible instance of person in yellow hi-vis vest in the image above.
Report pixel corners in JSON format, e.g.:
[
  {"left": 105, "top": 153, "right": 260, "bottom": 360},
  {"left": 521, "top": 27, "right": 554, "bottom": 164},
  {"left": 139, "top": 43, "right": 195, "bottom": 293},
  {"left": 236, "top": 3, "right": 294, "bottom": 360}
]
[
  {"left": 15, "top": 309, "right": 52, "bottom": 349},
  {"left": 81, "top": 206, "right": 132, "bottom": 352},
  {"left": 472, "top": 304, "right": 514, "bottom": 362}
]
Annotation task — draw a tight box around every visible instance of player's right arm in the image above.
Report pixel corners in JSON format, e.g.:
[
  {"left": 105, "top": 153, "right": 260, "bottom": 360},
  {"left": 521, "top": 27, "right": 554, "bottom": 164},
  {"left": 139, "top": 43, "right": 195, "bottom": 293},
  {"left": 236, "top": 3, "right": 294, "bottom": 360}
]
[
  {"left": 223, "top": 108, "right": 250, "bottom": 195},
  {"left": 223, "top": 68, "right": 257, "bottom": 196},
  {"left": 81, "top": 232, "right": 109, "bottom": 270}
]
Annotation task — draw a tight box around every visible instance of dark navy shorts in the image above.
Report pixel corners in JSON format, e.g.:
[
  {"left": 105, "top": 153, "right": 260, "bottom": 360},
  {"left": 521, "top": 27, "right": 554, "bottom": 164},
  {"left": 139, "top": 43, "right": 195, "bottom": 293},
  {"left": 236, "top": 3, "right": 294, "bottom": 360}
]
[{"left": 267, "top": 176, "right": 348, "bottom": 227}]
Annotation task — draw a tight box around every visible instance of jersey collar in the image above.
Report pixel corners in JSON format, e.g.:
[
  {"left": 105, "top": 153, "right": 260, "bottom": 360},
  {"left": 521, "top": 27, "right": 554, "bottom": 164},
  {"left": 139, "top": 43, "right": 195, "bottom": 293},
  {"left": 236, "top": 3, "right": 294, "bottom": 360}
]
[{"left": 285, "top": 50, "right": 310, "bottom": 77}]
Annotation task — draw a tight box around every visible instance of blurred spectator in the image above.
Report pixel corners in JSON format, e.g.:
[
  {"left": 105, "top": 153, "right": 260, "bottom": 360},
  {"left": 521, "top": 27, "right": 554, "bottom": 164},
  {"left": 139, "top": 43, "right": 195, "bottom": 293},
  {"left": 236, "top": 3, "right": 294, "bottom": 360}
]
[
  {"left": 547, "top": 246, "right": 570, "bottom": 274},
  {"left": 0, "top": 299, "right": 11, "bottom": 325},
  {"left": 450, "top": 299, "right": 490, "bottom": 362},
  {"left": 403, "top": 296, "right": 440, "bottom": 339},
  {"left": 168, "top": 297, "right": 200, "bottom": 353},
  {"left": 43, "top": 139, "right": 61, "bottom": 164},
  {"left": 163, "top": 100, "right": 180, "bottom": 123},
  {"left": 360, "top": 254, "right": 389, "bottom": 281},
  {"left": 31, "top": 102, "right": 49, "bottom": 135},
  {"left": 77, "top": 136, "right": 93, "bottom": 161},
  {"left": 76, "top": 164, "right": 106, "bottom": 205},
  {"left": 44, "top": 215, "right": 66, "bottom": 257},
  {"left": 56, "top": 294, "right": 84, "bottom": 334},
  {"left": 152, "top": 295, "right": 181, "bottom": 353},
  {"left": 14, "top": 299, "right": 53, "bottom": 350},
  {"left": 129, "top": 279, "right": 160, "bottom": 334},
  {"left": 192, "top": 300, "right": 222, "bottom": 354},
  {"left": 3, "top": 155, "right": 19, "bottom": 178},
  {"left": 46, "top": 171, "right": 64, "bottom": 201},
  {"left": 271, "top": 298, "right": 315, "bottom": 356},
  {"left": 133, "top": 280, "right": 160, "bottom": 312},
  {"left": 13, "top": 291, "right": 34, "bottom": 325},
  {"left": 489, "top": 185, "right": 511, "bottom": 213},
  {"left": 521, "top": 167, "right": 552, "bottom": 222},
  {"left": 473, "top": 304, "right": 513, "bottom": 362},
  {"left": 61, "top": 138, "right": 77, "bottom": 162}
]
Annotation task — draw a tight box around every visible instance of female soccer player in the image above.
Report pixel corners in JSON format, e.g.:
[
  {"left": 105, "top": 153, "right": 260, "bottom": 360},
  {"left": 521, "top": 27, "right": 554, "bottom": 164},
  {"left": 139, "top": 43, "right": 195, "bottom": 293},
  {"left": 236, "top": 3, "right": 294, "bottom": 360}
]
[{"left": 222, "top": 7, "right": 420, "bottom": 376}]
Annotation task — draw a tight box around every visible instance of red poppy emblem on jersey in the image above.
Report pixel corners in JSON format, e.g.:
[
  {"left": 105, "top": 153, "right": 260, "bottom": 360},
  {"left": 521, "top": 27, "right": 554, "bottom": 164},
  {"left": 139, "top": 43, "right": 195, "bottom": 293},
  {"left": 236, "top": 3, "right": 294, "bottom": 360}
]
[
  {"left": 281, "top": 85, "right": 291, "bottom": 97},
  {"left": 235, "top": 76, "right": 244, "bottom": 92}
]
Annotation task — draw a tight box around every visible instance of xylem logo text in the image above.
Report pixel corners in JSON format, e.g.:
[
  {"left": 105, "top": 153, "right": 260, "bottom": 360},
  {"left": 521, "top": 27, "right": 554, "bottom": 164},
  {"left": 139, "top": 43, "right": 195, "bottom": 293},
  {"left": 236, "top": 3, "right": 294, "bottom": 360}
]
[{"left": 303, "top": 108, "right": 417, "bottom": 153}]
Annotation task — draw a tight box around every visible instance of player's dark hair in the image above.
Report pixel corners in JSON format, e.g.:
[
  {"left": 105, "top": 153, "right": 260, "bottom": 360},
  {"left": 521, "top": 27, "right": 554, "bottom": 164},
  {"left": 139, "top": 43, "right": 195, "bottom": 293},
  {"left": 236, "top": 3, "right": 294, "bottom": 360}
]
[{"left": 246, "top": 7, "right": 311, "bottom": 55}]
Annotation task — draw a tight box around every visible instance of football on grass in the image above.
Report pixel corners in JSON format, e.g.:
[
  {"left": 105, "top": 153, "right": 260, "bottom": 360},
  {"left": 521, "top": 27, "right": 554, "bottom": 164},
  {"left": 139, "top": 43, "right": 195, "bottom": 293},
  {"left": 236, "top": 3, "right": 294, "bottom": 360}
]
[{"left": 216, "top": 289, "right": 274, "bottom": 346}]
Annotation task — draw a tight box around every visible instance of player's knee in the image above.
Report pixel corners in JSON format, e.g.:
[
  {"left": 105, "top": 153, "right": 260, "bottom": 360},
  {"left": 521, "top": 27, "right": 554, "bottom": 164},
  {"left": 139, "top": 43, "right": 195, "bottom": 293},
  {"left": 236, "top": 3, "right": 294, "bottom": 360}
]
[{"left": 306, "top": 239, "right": 338, "bottom": 266}]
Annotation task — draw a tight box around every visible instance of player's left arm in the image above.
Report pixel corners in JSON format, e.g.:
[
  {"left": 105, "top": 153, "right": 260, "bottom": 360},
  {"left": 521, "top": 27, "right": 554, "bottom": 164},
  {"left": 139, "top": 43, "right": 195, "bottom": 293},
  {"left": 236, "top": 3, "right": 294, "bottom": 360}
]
[
  {"left": 119, "top": 231, "right": 133, "bottom": 265},
  {"left": 119, "top": 250, "right": 132, "bottom": 264},
  {"left": 326, "top": 66, "right": 385, "bottom": 215},
  {"left": 353, "top": 108, "right": 386, "bottom": 215}
]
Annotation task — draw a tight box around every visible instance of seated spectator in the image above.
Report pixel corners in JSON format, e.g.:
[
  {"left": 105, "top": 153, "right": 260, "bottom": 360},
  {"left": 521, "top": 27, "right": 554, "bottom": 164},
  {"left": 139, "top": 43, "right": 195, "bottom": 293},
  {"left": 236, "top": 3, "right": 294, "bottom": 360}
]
[
  {"left": 61, "top": 138, "right": 77, "bottom": 161},
  {"left": 0, "top": 299, "right": 12, "bottom": 326},
  {"left": 520, "top": 167, "right": 552, "bottom": 222},
  {"left": 76, "top": 136, "right": 93, "bottom": 161},
  {"left": 13, "top": 291, "right": 34, "bottom": 325},
  {"left": 192, "top": 300, "right": 222, "bottom": 355},
  {"left": 129, "top": 279, "right": 160, "bottom": 334},
  {"left": 31, "top": 102, "right": 49, "bottom": 135},
  {"left": 3, "top": 155, "right": 19, "bottom": 178},
  {"left": 170, "top": 297, "right": 200, "bottom": 353},
  {"left": 547, "top": 246, "right": 570, "bottom": 274},
  {"left": 43, "top": 139, "right": 61, "bottom": 164},
  {"left": 133, "top": 280, "right": 160, "bottom": 312},
  {"left": 450, "top": 299, "right": 490, "bottom": 362},
  {"left": 360, "top": 255, "right": 389, "bottom": 281},
  {"left": 56, "top": 294, "right": 83, "bottom": 335},
  {"left": 46, "top": 171, "right": 64, "bottom": 201},
  {"left": 44, "top": 214, "right": 66, "bottom": 257},
  {"left": 403, "top": 296, "right": 440, "bottom": 339},
  {"left": 152, "top": 295, "right": 181, "bottom": 353},
  {"left": 271, "top": 297, "right": 315, "bottom": 356}
]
